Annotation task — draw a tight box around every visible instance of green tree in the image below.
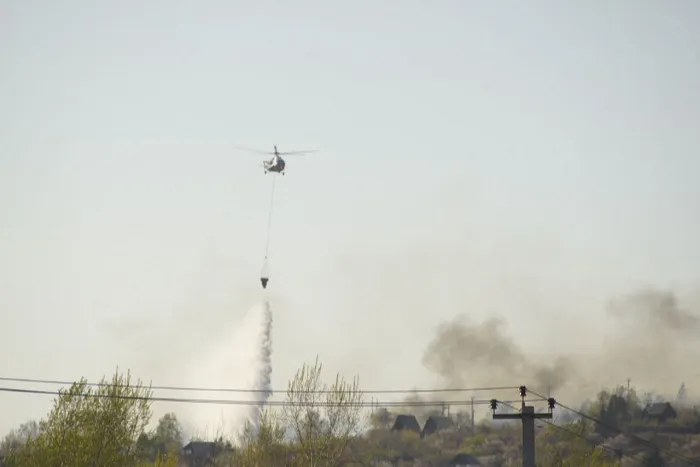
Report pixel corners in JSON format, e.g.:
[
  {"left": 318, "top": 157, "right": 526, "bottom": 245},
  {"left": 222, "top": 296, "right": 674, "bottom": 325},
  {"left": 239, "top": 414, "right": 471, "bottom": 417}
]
[
  {"left": 1, "top": 420, "right": 40, "bottom": 453},
  {"left": 3, "top": 368, "right": 153, "bottom": 467},
  {"left": 136, "top": 412, "right": 183, "bottom": 461},
  {"left": 154, "top": 413, "right": 182, "bottom": 448},
  {"left": 236, "top": 408, "right": 288, "bottom": 466},
  {"left": 590, "top": 385, "right": 642, "bottom": 436},
  {"left": 536, "top": 421, "right": 621, "bottom": 466},
  {"left": 135, "top": 451, "right": 180, "bottom": 467},
  {"left": 282, "top": 356, "right": 365, "bottom": 466}
]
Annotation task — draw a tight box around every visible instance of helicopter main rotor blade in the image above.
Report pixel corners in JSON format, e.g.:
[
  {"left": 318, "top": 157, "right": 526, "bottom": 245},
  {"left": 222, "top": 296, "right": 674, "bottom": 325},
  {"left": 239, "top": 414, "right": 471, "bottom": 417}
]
[
  {"left": 276, "top": 150, "right": 318, "bottom": 155},
  {"left": 232, "top": 145, "right": 275, "bottom": 155}
]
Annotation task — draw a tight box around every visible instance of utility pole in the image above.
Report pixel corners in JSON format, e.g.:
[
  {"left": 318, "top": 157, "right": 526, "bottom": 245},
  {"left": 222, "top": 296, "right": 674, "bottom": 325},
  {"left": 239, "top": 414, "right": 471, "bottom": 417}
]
[
  {"left": 627, "top": 378, "right": 631, "bottom": 401},
  {"left": 490, "top": 386, "right": 556, "bottom": 467},
  {"left": 470, "top": 397, "right": 475, "bottom": 435}
]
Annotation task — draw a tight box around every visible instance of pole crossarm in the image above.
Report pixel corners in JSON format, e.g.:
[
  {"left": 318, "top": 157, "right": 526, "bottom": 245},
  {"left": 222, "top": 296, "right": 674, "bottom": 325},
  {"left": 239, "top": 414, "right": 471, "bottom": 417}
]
[{"left": 488, "top": 386, "right": 557, "bottom": 467}]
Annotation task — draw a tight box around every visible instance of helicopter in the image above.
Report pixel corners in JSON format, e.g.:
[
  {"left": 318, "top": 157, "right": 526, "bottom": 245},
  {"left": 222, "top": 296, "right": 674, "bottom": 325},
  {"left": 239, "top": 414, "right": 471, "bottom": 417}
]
[
  {"left": 232, "top": 143, "right": 318, "bottom": 290},
  {"left": 234, "top": 145, "right": 317, "bottom": 175}
]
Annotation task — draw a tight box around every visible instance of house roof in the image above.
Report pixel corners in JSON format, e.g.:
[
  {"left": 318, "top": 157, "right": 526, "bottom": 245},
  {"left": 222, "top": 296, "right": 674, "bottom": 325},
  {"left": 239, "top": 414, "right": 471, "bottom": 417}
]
[
  {"left": 391, "top": 414, "right": 421, "bottom": 432},
  {"left": 423, "top": 415, "right": 454, "bottom": 431},
  {"left": 645, "top": 402, "right": 675, "bottom": 416},
  {"left": 183, "top": 441, "right": 216, "bottom": 458}
]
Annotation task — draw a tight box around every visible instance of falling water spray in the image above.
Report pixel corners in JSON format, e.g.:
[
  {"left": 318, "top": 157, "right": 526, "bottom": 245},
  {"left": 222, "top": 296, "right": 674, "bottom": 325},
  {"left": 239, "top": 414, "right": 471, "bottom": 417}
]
[
  {"left": 180, "top": 300, "right": 274, "bottom": 440},
  {"left": 248, "top": 300, "right": 273, "bottom": 430}
]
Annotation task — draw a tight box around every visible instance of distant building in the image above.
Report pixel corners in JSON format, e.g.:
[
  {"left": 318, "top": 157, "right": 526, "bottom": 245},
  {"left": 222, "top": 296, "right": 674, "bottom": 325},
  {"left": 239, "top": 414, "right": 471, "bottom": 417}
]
[
  {"left": 449, "top": 453, "right": 481, "bottom": 466},
  {"left": 421, "top": 415, "right": 454, "bottom": 438},
  {"left": 642, "top": 402, "right": 678, "bottom": 423},
  {"left": 182, "top": 441, "right": 217, "bottom": 466},
  {"left": 391, "top": 414, "right": 421, "bottom": 434},
  {"left": 368, "top": 454, "right": 394, "bottom": 466}
]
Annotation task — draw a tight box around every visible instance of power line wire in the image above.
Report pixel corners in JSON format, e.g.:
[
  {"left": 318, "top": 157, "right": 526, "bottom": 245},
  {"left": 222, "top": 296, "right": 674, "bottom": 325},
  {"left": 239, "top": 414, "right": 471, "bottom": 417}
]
[
  {"left": 499, "top": 401, "right": 652, "bottom": 466},
  {"left": 555, "top": 401, "right": 699, "bottom": 466},
  {"left": 527, "top": 391, "right": 700, "bottom": 466},
  {"left": 538, "top": 418, "right": 653, "bottom": 466},
  {"left": 0, "top": 376, "right": 518, "bottom": 395},
  {"left": 0, "top": 386, "right": 539, "bottom": 408}
]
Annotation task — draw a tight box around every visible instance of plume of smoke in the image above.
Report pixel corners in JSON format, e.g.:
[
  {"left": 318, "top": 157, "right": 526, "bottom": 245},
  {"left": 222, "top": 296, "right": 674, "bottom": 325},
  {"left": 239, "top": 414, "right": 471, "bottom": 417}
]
[
  {"left": 421, "top": 315, "right": 571, "bottom": 396},
  {"left": 606, "top": 288, "right": 699, "bottom": 334},
  {"left": 419, "top": 288, "right": 700, "bottom": 409},
  {"left": 594, "top": 288, "right": 700, "bottom": 392}
]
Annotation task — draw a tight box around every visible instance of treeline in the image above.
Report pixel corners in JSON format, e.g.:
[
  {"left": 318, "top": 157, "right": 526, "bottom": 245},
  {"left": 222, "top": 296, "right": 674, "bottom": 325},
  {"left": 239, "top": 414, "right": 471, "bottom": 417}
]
[
  {"left": 0, "top": 357, "right": 363, "bottom": 467},
  {"left": 1, "top": 359, "right": 699, "bottom": 466}
]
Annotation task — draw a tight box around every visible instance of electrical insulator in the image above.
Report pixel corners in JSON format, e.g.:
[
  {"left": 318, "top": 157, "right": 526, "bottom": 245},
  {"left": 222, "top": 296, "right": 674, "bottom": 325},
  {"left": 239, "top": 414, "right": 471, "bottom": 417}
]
[
  {"left": 490, "top": 399, "right": 498, "bottom": 411},
  {"left": 519, "top": 386, "right": 527, "bottom": 398},
  {"left": 547, "top": 398, "right": 556, "bottom": 410}
]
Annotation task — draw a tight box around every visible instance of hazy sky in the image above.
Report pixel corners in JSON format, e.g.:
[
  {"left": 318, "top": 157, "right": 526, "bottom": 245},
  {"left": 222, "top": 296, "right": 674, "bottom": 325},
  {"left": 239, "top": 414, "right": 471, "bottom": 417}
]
[{"left": 2, "top": 0, "right": 700, "bottom": 436}]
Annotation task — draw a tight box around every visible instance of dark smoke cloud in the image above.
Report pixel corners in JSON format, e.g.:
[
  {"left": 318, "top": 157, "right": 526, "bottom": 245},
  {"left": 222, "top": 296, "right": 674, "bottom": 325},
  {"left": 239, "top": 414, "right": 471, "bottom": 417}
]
[
  {"left": 420, "top": 288, "right": 700, "bottom": 405},
  {"left": 596, "top": 288, "right": 700, "bottom": 395},
  {"left": 421, "top": 315, "right": 572, "bottom": 395},
  {"left": 607, "top": 288, "right": 699, "bottom": 334}
]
